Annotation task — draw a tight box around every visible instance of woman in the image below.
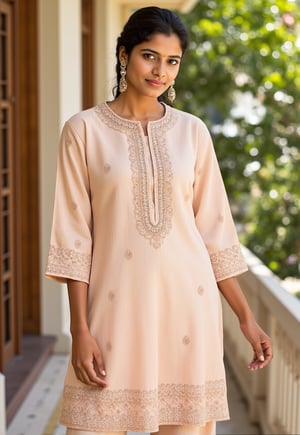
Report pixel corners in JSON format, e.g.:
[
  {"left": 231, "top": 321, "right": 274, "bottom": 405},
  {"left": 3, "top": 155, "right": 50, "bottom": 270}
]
[{"left": 46, "top": 6, "right": 272, "bottom": 435}]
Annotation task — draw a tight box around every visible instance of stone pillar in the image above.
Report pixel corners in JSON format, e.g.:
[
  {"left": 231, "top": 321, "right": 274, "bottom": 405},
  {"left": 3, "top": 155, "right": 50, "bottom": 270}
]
[
  {"left": 39, "top": 0, "right": 82, "bottom": 352},
  {"left": 94, "top": 0, "right": 124, "bottom": 103}
]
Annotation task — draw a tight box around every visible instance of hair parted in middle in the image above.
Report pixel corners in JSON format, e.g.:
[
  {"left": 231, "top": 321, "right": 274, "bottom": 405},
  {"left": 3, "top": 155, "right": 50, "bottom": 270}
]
[{"left": 113, "top": 6, "right": 189, "bottom": 101}]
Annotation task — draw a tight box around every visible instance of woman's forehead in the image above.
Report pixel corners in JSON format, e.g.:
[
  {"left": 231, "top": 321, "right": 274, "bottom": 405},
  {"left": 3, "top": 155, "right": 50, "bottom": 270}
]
[{"left": 136, "top": 33, "right": 182, "bottom": 55}]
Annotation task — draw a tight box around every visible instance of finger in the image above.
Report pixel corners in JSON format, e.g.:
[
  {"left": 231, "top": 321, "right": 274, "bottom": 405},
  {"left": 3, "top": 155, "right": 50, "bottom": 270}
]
[
  {"left": 79, "top": 368, "right": 96, "bottom": 385},
  {"left": 254, "top": 343, "right": 265, "bottom": 362},
  {"left": 260, "top": 342, "right": 273, "bottom": 366},
  {"left": 72, "top": 361, "right": 92, "bottom": 385},
  {"left": 72, "top": 360, "right": 87, "bottom": 383},
  {"left": 85, "top": 361, "right": 108, "bottom": 387},
  {"left": 248, "top": 352, "right": 260, "bottom": 370},
  {"left": 77, "top": 366, "right": 108, "bottom": 387},
  {"left": 73, "top": 359, "right": 107, "bottom": 387},
  {"left": 248, "top": 340, "right": 273, "bottom": 370},
  {"left": 94, "top": 349, "right": 107, "bottom": 378},
  {"left": 262, "top": 339, "right": 273, "bottom": 357},
  {"left": 74, "top": 368, "right": 86, "bottom": 384}
]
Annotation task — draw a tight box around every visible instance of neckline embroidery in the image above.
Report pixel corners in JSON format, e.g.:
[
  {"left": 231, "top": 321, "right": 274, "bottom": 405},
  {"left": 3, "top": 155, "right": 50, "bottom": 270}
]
[
  {"left": 102, "top": 101, "right": 167, "bottom": 128},
  {"left": 95, "top": 102, "right": 177, "bottom": 248}
]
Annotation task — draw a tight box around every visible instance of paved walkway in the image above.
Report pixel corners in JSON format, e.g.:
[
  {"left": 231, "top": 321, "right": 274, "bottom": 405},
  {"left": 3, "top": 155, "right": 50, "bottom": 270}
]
[{"left": 7, "top": 355, "right": 261, "bottom": 435}]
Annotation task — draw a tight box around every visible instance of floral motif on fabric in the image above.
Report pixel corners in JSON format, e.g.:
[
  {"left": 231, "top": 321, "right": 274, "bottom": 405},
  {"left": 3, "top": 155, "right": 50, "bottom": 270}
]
[
  {"left": 60, "top": 380, "right": 229, "bottom": 432},
  {"left": 96, "top": 103, "right": 177, "bottom": 248},
  {"left": 210, "top": 244, "right": 248, "bottom": 281},
  {"left": 46, "top": 245, "right": 91, "bottom": 282}
]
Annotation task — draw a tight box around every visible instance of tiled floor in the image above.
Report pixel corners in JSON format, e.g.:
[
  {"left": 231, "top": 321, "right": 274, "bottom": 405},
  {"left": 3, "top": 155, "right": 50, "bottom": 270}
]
[
  {"left": 5, "top": 335, "right": 56, "bottom": 411},
  {"left": 6, "top": 355, "right": 68, "bottom": 435},
  {"left": 7, "top": 355, "right": 261, "bottom": 435}
]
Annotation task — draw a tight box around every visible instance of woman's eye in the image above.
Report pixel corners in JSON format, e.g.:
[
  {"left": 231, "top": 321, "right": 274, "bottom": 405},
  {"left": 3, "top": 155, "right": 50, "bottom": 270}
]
[
  {"left": 169, "top": 59, "right": 179, "bottom": 65},
  {"left": 144, "top": 53, "right": 155, "bottom": 60}
]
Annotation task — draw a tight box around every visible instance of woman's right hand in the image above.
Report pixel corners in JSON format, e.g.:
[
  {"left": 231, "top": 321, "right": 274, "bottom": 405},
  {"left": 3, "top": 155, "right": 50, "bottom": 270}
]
[{"left": 71, "top": 329, "right": 108, "bottom": 387}]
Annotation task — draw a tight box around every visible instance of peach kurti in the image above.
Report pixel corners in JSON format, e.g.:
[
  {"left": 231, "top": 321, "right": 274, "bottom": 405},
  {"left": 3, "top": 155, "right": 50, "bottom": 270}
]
[{"left": 45, "top": 102, "right": 248, "bottom": 432}]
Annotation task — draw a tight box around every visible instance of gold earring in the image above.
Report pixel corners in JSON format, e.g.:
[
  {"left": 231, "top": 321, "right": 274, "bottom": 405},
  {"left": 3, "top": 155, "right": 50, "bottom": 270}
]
[
  {"left": 168, "top": 80, "right": 176, "bottom": 102},
  {"left": 119, "top": 60, "right": 127, "bottom": 93}
]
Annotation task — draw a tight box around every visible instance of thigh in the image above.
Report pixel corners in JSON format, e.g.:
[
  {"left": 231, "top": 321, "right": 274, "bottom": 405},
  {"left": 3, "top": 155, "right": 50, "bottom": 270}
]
[
  {"left": 152, "top": 422, "right": 216, "bottom": 435},
  {"left": 66, "top": 429, "right": 127, "bottom": 435}
]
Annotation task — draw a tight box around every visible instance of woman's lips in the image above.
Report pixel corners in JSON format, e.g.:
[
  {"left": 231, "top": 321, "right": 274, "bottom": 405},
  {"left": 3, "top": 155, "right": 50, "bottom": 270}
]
[{"left": 146, "top": 79, "right": 165, "bottom": 88}]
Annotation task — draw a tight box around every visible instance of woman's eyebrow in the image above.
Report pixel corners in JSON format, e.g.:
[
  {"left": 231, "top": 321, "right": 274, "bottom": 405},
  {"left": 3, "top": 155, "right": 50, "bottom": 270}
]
[{"left": 140, "top": 48, "right": 182, "bottom": 59}]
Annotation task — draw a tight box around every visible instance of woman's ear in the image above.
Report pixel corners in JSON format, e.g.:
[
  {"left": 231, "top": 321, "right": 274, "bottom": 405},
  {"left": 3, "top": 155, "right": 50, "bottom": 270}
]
[{"left": 118, "top": 46, "right": 128, "bottom": 63}]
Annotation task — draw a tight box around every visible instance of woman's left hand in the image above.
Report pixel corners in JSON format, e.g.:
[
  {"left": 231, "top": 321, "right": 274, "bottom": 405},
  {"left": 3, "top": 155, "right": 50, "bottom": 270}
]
[{"left": 240, "top": 319, "right": 273, "bottom": 370}]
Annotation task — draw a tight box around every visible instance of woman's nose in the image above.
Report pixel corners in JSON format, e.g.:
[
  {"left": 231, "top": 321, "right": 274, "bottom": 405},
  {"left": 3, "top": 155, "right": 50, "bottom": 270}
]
[{"left": 152, "top": 62, "right": 166, "bottom": 78}]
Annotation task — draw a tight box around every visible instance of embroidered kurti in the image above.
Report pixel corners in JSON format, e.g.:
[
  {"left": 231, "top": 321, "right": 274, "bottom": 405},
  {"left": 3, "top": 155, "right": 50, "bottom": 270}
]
[{"left": 45, "top": 102, "right": 248, "bottom": 432}]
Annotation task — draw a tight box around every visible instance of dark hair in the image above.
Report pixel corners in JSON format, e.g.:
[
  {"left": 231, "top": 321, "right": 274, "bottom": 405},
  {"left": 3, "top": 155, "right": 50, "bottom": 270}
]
[{"left": 113, "top": 6, "right": 189, "bottom": 100}]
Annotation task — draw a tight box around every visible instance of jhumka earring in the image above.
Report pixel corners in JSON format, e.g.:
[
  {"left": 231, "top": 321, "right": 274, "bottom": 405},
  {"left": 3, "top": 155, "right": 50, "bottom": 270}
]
[
  {"left": 168, "top": 80, "right": 176, "bottom": 103},
  {"left": 119, "top": 60, "right": 127, "bottom": 93}
]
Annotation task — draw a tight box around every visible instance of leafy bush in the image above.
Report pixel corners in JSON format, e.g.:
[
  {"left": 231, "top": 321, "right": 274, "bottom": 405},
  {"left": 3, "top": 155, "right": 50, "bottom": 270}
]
[{"left": 176, "top": 0, "right": 300, "bottom": 279}]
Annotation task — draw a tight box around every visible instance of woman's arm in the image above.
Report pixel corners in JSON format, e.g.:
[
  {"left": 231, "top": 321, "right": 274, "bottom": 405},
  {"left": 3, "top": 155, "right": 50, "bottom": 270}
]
[
  {"left": 67, "top": 279, "right": 108, "bottom": 387},
  {"left": 218, "top": 277, "right": 273, "bottom": 370}
]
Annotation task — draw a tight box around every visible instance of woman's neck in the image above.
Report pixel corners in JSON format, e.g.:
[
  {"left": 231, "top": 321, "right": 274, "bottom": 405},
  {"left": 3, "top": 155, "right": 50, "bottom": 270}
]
[{"left": 108, "top": 94, "right": 165, "bottom": 123}]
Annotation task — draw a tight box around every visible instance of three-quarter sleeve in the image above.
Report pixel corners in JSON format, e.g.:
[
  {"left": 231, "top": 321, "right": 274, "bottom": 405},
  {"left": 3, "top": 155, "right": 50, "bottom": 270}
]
[
  {"left": 192, "top": 121, "right": 248, "bottom": 281},
  {"left": 45, "top": 119, "right": 93, "bottom": 283}
]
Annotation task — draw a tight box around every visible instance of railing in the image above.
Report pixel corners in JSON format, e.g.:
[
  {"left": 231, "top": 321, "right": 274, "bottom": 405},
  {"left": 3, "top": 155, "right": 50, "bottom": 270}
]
[{"left": 222, "top": 246, "right": 300, "bottom": 435}]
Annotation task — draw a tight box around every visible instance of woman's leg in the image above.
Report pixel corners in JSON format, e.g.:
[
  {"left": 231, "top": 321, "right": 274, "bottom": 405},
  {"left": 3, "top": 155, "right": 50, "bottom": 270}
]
[
  {"left": 151, "top": 421, "right": 216, "bottom": 435},
  {"left": 66, "top": 429, "right": 126, "bottom": 435}
]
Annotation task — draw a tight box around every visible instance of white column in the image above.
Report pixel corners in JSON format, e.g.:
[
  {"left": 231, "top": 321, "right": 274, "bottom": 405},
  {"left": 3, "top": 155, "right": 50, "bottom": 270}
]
[
  {"left": 94, "top": 0, "right": 123, "bottom": 103},
  {"left": 39, "top": 0, "right": 82, "bottom": 352},
  {"left": 0, "top": 373, "right": 6, "bottom": 433}
]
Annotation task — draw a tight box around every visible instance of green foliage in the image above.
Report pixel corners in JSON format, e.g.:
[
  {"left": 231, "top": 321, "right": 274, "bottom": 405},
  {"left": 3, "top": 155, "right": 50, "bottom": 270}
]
[{"left": 176, "top": 0, "right": 300, "bottom": 279}]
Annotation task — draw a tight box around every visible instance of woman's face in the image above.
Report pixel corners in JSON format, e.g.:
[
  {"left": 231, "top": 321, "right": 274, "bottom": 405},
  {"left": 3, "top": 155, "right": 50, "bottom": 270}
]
[{"left": 120, "top": 32, "right": 182, "bottom": 100}]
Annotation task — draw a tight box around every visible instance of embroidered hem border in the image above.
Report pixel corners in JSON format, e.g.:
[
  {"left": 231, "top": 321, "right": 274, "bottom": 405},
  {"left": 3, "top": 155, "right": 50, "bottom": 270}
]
[
  {"left": 60, "top": 380, "right": 229, "bottom": 432},
  {"left": 210, "top": 244, "right": 248, "bottom": 282},
  {"left": 46, "top": 245, "right": 91, "bottom": 282}
]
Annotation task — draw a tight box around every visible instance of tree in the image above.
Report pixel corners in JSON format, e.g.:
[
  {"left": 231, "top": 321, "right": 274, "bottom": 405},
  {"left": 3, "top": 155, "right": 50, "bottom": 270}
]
[{"left": 176, "top": 0, "right": 300, "bottom": 279}]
